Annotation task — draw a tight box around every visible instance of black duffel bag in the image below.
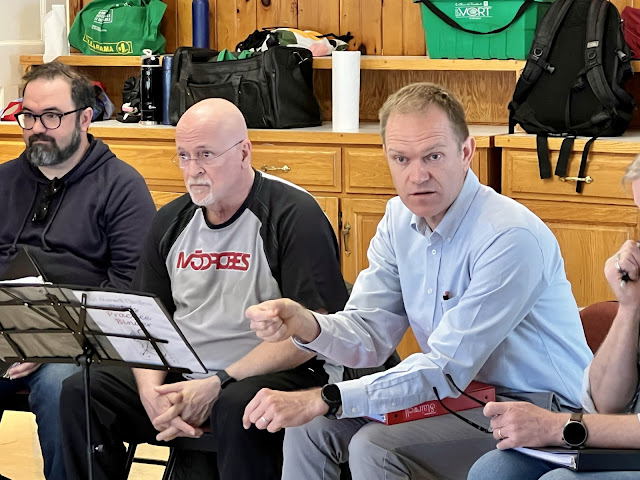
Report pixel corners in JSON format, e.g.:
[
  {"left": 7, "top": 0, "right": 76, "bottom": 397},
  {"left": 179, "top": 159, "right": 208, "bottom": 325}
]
[{"left": 168, "top": 45, "right": 322, "bottom": 128}]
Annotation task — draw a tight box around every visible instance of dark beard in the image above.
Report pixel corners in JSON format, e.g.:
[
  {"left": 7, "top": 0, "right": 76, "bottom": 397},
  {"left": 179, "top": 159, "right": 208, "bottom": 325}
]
[{"left": 26, "top": 125, "right": 82, "bottom": 167}]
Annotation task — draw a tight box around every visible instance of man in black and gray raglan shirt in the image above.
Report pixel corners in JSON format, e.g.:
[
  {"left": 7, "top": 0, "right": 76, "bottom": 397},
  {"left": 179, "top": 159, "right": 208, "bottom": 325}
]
[
  {"left": 0, "top": 63, "right": 155, "bottom": 480},
  {"left": 61, "top": 98, "right": 348, "bottom": 480}
]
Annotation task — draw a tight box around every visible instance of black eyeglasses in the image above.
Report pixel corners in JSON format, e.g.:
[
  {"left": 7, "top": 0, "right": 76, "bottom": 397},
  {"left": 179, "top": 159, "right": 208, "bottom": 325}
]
[
  {"left": 16, "top": 107, "right": 86, "bottom": 130},
  {"left": 32, "top": 178, "right": 65, "bottom": 223},
  {"left": 432, "top": 374, "right": 493, "bottom": 434}
]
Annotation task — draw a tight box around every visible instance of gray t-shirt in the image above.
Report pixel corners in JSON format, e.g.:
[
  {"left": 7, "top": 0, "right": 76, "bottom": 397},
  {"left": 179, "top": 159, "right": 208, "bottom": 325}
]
[{"left": 132, "top": 171, "right": 348, "bottom": 379}]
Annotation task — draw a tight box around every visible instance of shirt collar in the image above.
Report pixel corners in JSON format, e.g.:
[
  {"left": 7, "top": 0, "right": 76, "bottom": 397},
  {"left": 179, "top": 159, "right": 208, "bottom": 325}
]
[{"left": 410, "top": 169, "right": 480, "bottom": 240}]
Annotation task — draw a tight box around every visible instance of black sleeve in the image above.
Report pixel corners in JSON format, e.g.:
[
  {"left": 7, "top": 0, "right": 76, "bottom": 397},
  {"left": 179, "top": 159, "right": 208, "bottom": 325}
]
[{"left": 275, "top": 192, "right": 348, "bottom": 313}]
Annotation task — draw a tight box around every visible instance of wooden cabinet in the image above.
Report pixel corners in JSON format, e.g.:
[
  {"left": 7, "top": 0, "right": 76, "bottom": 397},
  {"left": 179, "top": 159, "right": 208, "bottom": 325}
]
[
  {"left": 0, "top": 122, "right": 504, "bottom": 359},
  {"left": 498, "top": 134, "right": 640, "bottom": 307}
]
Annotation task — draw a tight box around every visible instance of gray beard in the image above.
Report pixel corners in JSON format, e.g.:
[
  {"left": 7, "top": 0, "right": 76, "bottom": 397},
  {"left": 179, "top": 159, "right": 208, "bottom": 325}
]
[{"left": 26, "top": 126, "right": 81, "bottom": 167}]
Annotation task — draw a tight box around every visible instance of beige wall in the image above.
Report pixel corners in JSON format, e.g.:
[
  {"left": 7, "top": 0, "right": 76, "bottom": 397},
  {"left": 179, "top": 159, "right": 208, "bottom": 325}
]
[{"left": 0, "top": 0, "right": 65, "bottom": 110}]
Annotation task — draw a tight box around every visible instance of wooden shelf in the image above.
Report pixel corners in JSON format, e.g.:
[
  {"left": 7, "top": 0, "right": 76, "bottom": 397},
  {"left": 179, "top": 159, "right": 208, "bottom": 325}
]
[
  {"left": 20, "top": 54, "right": 142, "bottom": 68},
  {"left": 21, "top": 54, "right": 526, "bottom": 72},
  {"left": 313, "top": 56, "right": 526, "bottom": 71}
]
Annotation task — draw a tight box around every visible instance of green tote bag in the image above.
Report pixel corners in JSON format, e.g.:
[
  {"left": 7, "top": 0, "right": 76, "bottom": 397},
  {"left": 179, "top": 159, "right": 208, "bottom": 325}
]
[{"left": 68, "top": 0, "right": 167, "bottom": 56}]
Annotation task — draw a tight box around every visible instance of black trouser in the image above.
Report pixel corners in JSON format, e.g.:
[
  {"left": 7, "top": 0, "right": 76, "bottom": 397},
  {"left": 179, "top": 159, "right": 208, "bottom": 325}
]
[{"left": 60, "top": 358, "right": 328, "bottom": 480}]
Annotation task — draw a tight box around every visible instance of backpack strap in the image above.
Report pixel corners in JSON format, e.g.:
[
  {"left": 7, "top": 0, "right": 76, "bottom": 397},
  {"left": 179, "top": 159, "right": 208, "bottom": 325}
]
[
  {"left": 610, "top": 11, "right": 636, "bottom": 106},
  {"left": 536, "top": 134, "right": 552, "bottom": 179},
  {"left": 511, "top": 0, "right": 575, "bottom": 110},
  {"left": 415, "top": 0, "right": 535, "bottom": 35},
  {"left": 575, "top": 137, "right": 598, "bottom": 193},
  {"left": 584, "top": 0, "right": 624, "bottom": 111},
  {"left": 555, "top": 136, "right": 576, "bottom": 178}
]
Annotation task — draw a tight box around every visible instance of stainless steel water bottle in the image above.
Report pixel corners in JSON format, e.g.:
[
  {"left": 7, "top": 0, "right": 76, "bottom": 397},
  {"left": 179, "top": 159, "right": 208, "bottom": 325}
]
[{"left": 140, "top": 49, "right": 162, "bottom": 125}]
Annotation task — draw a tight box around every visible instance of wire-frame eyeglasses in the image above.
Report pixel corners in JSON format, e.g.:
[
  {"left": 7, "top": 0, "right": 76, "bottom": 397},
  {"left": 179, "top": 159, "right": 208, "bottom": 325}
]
[
  {"left": 172, "top": 139, "right": 245, "bottom": 169},
  {"left": 32, "top": 178, "right": 65, "bottom": 223},
  {"left": 16, "top": 107, "right": 86, "bottom": 130},
  {"left": 432, "top": 374, "right": 493, "bottom": 434}
]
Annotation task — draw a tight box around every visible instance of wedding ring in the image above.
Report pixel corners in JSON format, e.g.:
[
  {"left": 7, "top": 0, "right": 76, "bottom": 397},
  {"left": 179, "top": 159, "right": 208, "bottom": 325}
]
[
  {"left": 260, "top": 416, "right": 268, "bottom": 424},
  {"left": 497, "top": 428, "right": 504, "bottom": 440},
  {"left": 616, "top": 253, "right": 623, "bottom": 272}
]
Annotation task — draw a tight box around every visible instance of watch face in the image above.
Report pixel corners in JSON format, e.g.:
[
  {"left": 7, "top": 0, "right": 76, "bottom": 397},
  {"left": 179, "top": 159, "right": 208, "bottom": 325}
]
[
  {"left": 322, "top": 384, "right": 342, "bottom": 404},
  {"left": 563, "top": 421, "right": 587, "bottom": 446}
]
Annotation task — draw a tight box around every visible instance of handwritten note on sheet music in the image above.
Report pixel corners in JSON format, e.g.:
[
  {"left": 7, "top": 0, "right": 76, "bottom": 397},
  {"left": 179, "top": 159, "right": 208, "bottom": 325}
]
[{"left": 72, "top": 290, "right": 206, "bottom": 374}]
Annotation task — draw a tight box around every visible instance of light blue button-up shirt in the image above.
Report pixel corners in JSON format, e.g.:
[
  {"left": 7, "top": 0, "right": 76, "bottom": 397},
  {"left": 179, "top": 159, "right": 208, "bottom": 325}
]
[{"left": 299, "top": 170, "right": 592, "bottom": 418}]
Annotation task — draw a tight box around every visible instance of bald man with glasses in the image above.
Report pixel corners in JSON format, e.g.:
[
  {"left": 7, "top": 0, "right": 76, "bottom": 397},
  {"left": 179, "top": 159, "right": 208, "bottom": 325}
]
[
  {"left": 0, "top": 62, "right": 156, "bottom": 480},
  {"left": 60, "top": 98, "right": 348, "bottom": 480}
]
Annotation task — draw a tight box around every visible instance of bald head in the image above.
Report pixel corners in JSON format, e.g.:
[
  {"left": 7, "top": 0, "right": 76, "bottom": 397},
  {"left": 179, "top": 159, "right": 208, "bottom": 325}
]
[{"left": 176, "top": 98, "right": 248, "bottom": 142}]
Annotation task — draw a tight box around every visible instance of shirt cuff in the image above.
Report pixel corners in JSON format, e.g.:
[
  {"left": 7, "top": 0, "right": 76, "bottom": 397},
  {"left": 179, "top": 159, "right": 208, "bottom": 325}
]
[
  {"left": 336, "top": 377, "right": 368, "bottom": 418},
  {"left": 291, "top": 311, "right": 337, "bottom": 354}
]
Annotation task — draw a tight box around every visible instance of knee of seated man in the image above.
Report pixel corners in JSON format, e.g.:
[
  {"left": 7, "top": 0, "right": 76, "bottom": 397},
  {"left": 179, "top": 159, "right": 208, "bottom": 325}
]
[
  {"left": 211, "top": 379, "right": 256, "bottom": 420},
  {"left": 348, "top": 423, "right": 385, "bottom": 459},
  {"left": 60, "top": 371, "right": 84, "bottom": 402}
]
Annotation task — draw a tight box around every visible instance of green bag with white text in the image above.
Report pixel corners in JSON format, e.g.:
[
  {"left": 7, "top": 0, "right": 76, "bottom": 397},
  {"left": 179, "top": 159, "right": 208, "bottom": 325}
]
[{"left": 68, "top": 0, "right": 166, "bottom": 56}]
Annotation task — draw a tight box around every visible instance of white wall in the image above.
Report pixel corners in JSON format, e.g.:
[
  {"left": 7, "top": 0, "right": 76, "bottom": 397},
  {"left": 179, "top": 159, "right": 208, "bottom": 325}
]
[{"left": 0, "top": 0, "right": 65, "bottom": 110}]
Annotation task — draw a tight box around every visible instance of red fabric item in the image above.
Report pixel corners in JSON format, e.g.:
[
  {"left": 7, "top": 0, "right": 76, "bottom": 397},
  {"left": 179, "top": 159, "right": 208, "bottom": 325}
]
[
  {"left": 1, "top": 99, "right": 22, "bottom": 121},
  {"left": 622, "top": 6, "right": 640, "bottom": 59}
]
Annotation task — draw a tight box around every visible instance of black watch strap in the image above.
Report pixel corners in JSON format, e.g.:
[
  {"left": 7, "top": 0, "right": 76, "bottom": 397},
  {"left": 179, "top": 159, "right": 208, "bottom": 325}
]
[
  {"left": 321, "top": 384, "right": 342, "bottom": 419},
  {"left": 215, "top": 369, "right": 236, "bottom": 389}
]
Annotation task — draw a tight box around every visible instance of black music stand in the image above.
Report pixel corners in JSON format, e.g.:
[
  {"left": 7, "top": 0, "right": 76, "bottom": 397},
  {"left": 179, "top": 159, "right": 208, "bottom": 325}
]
[{"left": 0, "top": 282, "right": 205, "bottom": 480}]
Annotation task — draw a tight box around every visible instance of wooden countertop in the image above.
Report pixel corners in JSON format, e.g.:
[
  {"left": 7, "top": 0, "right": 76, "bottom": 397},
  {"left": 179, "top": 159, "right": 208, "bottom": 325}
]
[
  {"left": 495, "top": 132, "right": 640, "bottom": 154},
  {"left": 0, "top": 122, "right": 507, "bottom": 147}
]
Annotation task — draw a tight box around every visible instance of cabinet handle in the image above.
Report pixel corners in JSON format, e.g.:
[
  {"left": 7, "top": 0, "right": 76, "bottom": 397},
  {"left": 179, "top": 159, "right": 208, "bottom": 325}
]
[
  {"left": 560, "top": 175, "right": 593, "bottom": 184},
  {"left": 342, "top": 222, "right": 352, "bottom": 257},
  {"left": 261, "top": 164, "right": 291, "bottom": 173}
]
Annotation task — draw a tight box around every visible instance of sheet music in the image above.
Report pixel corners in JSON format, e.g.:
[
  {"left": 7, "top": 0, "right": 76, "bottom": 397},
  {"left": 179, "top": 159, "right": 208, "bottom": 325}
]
[
  {"left": 72, "top": 290, "right": 206, "bottom": 374},
  {"left": 513, "top": 447, "right": 577, "bottom": 470}
]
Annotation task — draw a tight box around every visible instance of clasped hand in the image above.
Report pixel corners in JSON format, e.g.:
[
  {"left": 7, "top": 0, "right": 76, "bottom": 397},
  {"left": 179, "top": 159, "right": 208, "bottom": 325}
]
[{"left": 142, "top": 377, "right": 221, "bottom": 442}]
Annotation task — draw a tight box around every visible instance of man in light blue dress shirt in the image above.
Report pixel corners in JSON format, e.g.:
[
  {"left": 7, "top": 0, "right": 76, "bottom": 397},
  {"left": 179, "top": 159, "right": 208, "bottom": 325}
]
[{"left": 243, "top": 82, "right": 593, "bottom": 479}]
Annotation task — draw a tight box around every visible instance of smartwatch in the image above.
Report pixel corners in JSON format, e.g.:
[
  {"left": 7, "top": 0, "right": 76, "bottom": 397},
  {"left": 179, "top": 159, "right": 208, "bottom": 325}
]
[
  {"left": 562, "top": 412, "right": 588, "bottom": 447},
  {"left": 215, "top": 369, "right": 236, "bottom": 389},
  {"left": 321, "top": 384, "right": 343, "bottom": 419}
]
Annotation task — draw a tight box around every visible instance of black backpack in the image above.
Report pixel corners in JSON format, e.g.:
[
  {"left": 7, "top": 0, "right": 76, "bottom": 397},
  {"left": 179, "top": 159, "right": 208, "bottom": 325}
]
[{"left": 509, "top": 0, "right": 636, "bottom": 192}]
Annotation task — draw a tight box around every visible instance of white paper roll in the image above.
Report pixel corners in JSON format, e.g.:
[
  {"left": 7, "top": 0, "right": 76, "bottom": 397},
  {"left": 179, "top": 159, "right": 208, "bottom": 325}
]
[
  {"left": 43, "top": 5, "right": 70, "bottom": 64},
  {"left": 332, "top": 51, "right": 361, "bottom": 133}
]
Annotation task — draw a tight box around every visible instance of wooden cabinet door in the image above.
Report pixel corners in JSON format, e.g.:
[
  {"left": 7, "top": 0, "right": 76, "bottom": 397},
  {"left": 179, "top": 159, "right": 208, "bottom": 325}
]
[
  {"left": 313, "top": 196, "right": 339, "bottom": 239},
  {"left": 340, "top": 196, "right": 421, "bottom": 359},
  {"left": 340, "top": 197, "right": 389, "bottom": 284}
]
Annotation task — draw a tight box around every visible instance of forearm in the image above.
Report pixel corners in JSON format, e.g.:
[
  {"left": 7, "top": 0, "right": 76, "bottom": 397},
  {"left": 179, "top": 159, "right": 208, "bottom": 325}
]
[
  {"left": 225, "top": 340, "right": 315, "bottom": 381},
  {"left": 582, "top": 414, "right": 640, "bottom": 448},
  {"left": 133, "top": 368, "right": 168, "bottom": 393},
  {"left": 589, "top": 305, "right": 640, "bottom": 412}
]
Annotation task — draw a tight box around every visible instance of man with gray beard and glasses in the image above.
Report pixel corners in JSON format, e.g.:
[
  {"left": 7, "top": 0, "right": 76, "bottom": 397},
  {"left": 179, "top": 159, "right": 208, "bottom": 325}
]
[{"left": 0, "top": 62, "right": 156, "bottom": 480}]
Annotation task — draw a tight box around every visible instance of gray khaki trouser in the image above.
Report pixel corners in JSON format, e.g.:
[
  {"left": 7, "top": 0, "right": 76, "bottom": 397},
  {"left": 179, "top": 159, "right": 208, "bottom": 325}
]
[
  {"left": 283, "top": 407, "right": 496, "bottom": 480},
  {"left": 282, "top": 392, "right": 564, "bottom": 480}
]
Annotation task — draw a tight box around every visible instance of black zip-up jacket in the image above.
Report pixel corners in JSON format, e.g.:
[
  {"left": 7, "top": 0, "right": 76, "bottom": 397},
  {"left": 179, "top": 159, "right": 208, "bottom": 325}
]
[{"left": 0, "top": 135, "right": 156, "bottom": 288}]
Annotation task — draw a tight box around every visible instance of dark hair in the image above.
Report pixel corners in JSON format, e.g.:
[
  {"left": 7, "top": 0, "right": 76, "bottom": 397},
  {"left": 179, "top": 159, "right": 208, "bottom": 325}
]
[{"left": 21, "top": 62, "right": 96, "bottom": 112}]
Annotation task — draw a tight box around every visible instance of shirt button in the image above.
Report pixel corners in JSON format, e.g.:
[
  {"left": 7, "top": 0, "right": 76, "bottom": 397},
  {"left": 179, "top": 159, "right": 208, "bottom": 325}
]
[
  {"left": 352, "top": 407, "right": 358, "bottom": 413},
  {"left": 432, "top": 249, "right": 437, "bottom": 255},
  {"left": 427, "top": 288, "right": 433, "bottom": 294},
  {"left": 391, "top": 401, "right": 396, "bottom": 407},
  {"left": 447, "top": 237, "right": 452, "bottom": 242}
]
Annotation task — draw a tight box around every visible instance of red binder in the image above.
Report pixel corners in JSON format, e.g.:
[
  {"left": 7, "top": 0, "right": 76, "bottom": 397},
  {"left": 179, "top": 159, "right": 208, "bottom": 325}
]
[{"left": 369, "top": 381, "right": 495, "bottom": 425}]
